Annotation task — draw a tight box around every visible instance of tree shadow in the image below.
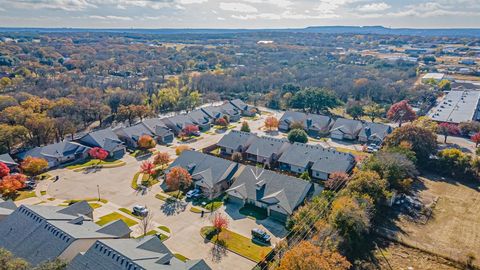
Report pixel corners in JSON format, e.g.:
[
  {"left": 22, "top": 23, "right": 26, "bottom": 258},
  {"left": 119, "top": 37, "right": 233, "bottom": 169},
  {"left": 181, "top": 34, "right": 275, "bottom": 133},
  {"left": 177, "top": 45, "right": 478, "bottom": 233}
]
[
  {"left": 160, "top": 199, "right": 187, "bottom": 216},
  {"left": 209, "top": 239, "right": 228, "bottom": 263},
  {"left": 82, "top": 166, "right": 101, "bottom": 174}
]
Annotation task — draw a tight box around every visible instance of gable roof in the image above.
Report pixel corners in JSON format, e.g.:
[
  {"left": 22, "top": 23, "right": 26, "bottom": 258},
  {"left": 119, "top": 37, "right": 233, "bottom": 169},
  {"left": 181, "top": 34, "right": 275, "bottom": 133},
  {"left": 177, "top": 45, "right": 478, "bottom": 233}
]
[
  {"left": 245, "top": 136, "right": 289, "bottom": 158},
  {"left": 0, "top": 153, "right": 17, "bottom": 166},
  {"left": 0, "top": 201, "right": 130, "bottom": 266},
  {"left": 68, "top": 236, "right": 211, "bottom": 270},
  {"left": 117, "top": 124, "right": 154, "bottom": 141},
  {"left": 229, "top": 99, "right": 248, "bottom": 110},
  {"left": 141, "top": 118, "right": 172, "bottom": 137},
  {"left": 167, "top": 151, "right": 238, "bottom": 189},
  {"left": 216, "top": 130, "right": 257, "bottom": 151},
  {"left": 279, "top": 111, "right": 332, "bottom": 130},
  {"left": 79, "top": 128, "right": 124, "bottom": 152},
  {"left": 201, "top": 106, "right": 224, "bottom": 119},
  {"left": 219, "top": 103, "right": 240, "bottom": 116},
  {"left": 187, "top": 109, "right": 211, "bottom": 125},
  {"left": 227, "top": 166, "right": 312, "bottom": 214},
  {"left": 358, "top": 122, "right": 393, "bottom": 141},
  {"left": 17, "top": 141, "right": 90, "bottom": 161},
  {"left": 330, "top": 118, "right": 363, "bottom": 136},
  {"left": 163, "top": 114, "right": 195, "bottom": 129},
  {"left": 0, "top": 199, "right": 17, "bottom": 216}
]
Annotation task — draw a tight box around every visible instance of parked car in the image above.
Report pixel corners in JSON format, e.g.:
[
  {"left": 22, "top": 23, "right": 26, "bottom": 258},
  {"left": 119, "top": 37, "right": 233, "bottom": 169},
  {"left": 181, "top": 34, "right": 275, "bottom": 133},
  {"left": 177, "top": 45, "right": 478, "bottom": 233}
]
[
  {"left": 24, "top": 180, "right": 37, "bottom": 190},
  {"left": 366, "top": 143, "right": 380, "bottom": 153},
  {"left": 186, "top": 188, "right": 202, "bottom": 199},
  {"left": 132, "top": 205, "right": 149, "bottom": 216},
  {"left": 251, "top": 228, "right": 271, "bottom": 243}
]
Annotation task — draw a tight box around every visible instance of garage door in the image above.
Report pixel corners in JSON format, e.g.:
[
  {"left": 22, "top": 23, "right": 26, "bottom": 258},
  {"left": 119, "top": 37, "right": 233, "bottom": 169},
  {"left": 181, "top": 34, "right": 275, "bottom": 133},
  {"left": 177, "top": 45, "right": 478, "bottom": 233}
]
[
  {"left": 270, "top": 210, "right": 288, "bottom": 223},
  {"left": 112, "top": 149, "right": 125, "bottom": 159},
  {"left": 228, "top": 195, "right": 244, "bottom": 206}
]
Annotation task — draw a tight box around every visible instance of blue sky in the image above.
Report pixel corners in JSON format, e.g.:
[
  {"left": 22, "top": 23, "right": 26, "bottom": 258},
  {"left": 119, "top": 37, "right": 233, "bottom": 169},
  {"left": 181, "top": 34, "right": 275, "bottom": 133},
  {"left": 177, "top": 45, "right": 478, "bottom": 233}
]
[{"left": 0, "top": 0, "right": 479, "bottom": 28}]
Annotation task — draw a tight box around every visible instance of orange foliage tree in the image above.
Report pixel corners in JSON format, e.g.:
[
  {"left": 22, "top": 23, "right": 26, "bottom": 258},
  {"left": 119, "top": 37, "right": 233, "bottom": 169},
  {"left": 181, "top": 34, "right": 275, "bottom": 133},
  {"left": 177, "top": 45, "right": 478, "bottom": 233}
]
[
  {"left": 325, "top": 172, "right": 349, "bottom": 190},
  {"left": 0, "top": 162, "right": 10, "bottom": 178},
  {"left": 137, "top": 135, "right": 156, "bottom": 150},
  {"left": 165, "top": 167, "right": 192, "bottom": 197},
  {"left": 0, "top": 174, "right": 27, "bottom": 198},
  {"left": 140, "top": 161, "right": 156, "bottom": 179},
  {"left": 20, "top": 156, "right": 48, "bottom": 176},
  {"left": 278, "top": 241, "right": 351, "bottom": 270},
  {"left": 153, "top": 152, "right": 170, "bottom": 168},
  {"left": 264, "top": 116, "right": 279, "bottom": 131}
]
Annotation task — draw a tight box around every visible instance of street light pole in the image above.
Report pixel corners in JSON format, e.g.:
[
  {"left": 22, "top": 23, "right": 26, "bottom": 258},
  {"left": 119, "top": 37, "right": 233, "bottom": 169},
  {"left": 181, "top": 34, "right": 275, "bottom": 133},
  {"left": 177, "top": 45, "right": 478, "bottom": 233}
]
[{"left": 97, "top": 185, "right": 101, "bottom": 202}]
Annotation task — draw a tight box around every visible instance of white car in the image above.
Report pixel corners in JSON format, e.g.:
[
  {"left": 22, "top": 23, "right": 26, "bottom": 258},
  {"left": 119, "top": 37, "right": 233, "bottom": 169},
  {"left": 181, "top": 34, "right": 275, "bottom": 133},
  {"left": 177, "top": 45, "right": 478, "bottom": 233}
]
[
  {"left": 367, "top": 144, "right": 380, "bottom": 153},
  {"left": 132, "top": 205, "right": 148, "bottom": 216},
  {"left": 186, "top": 189, "right": 202, "bottom": 199}
]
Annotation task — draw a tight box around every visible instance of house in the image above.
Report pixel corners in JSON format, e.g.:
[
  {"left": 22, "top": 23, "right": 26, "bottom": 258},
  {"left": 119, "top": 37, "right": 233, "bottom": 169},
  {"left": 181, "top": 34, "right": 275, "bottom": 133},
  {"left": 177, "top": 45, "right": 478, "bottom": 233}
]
[
  {"left": 216, "top": 130, "right": 257, "bottom": 155},
  {"left": 219, "top": 102, "right": 241, "bottom": 122},
  {"left": 187, "top": 109, "right": 212, "bottom": 131},
  {"left": 0, "top": 199, "right": 16, "bottom": 221},
  {"left": 227, "top": 165, "right": 315, "bottom": 223},
  {"left": 278, "top": 143, "right": 356, "bottom": 180},
  {"left": 279, "top": 111, "right": 333, "bottom": 137},
  {"left": 229, "top": 99, "right": 257, "bottom": 116},
  {"left": 245, "top": 136, "right": 290, "bottom": 165},
  {"left": 358, "top": 122, "right": 393, "bottom": 144},
  {"left": 17, "top": 141, "right": 91, "bottom": 169},
  {"left": 166, "top": 151, "right": 239, "bottom": 199},
  {"left": 201, "top": 106, "right": 225, "bottom": 122},
  {"left": 68, "top": 236, "right": 211, "bottom": 270},
  {"left": 0, "top": 153, "right": 18, "bottom": 170},
  {"left": 161, "top": 115, "right": 196, "bottom": 136},
  {"left": 422, "top": 72, "right": 446, "bottom": 83},
  {"left": 330, "top": 118, "right": 363, "bottom": 140},
  {"left": 140, "top": 118, "right": 174, "bottom": 144},
  {"left": 114, "top": 124, "right": 155, "bottom": 149},
  {"left": 0, "top": 201, "right": 131, "bottom": 266},
  {"left": 78, "top": 128, "right": 126, "bottom": 159}
]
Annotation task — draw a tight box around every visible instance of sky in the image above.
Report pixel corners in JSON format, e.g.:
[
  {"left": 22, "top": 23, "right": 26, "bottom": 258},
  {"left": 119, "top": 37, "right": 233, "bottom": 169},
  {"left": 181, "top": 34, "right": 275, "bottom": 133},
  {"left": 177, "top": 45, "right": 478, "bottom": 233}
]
[{"left": 0, "top": 0, "right": 479, "bottom": 29}]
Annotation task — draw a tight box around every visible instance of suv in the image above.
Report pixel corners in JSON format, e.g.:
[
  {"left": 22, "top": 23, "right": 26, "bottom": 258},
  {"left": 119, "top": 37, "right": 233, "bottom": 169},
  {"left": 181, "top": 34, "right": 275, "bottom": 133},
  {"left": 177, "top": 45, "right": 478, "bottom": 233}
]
[
  {"left": 251, "top": 228, "right": 271, "bottom": 243},
  {"left": 132, "top": 205, "right": 149, "bottom": 216},
  {"left": 366, "top": 143, "right": 380, "bottom": 153},
  {"left": 24, "top": 180, "right": 37, "bottom": 190},
  {"left": 186, "top": 189, "right": 202, "bottom": 199}
]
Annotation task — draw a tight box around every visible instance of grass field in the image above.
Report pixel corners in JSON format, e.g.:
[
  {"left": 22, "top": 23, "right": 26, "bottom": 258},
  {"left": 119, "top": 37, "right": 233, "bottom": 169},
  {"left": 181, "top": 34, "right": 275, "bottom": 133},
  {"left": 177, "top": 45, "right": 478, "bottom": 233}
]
[
  {"left": 13, "top": 191, "right": 36, "bottom": 201},
  {"left": 66, "top": 159, "right": 126, "bottom": 170},
  {"left": 96, "top": 212, "right": 138, "bottom": 227}
]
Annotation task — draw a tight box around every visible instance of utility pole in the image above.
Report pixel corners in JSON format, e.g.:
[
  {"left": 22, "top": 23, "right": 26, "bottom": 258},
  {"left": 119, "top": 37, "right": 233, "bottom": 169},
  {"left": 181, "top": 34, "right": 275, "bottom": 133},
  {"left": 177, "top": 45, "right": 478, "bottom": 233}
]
[{"left": 97, "top": 185, "right": 101, "bottom": 202}]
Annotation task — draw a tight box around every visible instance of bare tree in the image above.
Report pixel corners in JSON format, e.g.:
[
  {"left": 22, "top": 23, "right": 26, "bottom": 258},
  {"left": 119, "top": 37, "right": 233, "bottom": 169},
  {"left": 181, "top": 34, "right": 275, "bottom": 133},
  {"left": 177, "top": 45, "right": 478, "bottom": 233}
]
[{"left": 140, "top": 208, "right": 154, "bottom": 236}]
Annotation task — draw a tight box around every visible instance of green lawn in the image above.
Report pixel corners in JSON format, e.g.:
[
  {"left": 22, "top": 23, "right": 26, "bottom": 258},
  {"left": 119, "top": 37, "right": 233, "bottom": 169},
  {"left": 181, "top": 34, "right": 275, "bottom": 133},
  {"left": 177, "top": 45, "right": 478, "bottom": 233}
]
[
  {"left": 165, "top": 190, "right": 185, "bottom": 200},
  {"left": 88, "top": 203, "right": 102, "bottom": 209},
  {"left": 201, "top": 226, "right": 272, "bottom": 263},
  {"left": 335, "top": 147, "right": 369, "bottom": 157},
  {"left": 64, "top": 198, "right": 108, "bottom": 204},
  {"left": 40, "top": 190, "right": 47, "bottom": 196},
  {"left": 96, "top": 212, "right": 138, "bottom": 227},
  {"left": 135, "top": 230, "right": 169, "bottom": 241},
  {"left": 13, "top": 191, "right": 36, "bottom": 201},
  {"left": 192, "top": 197, "right": 224, "bottom": 211},
  {"left": 158, "top": 225, "right": 171, "bottom": 234},
  {"left": 190, "top": 206, "right": 202, "bottom": 213},
  {"left": 239, "top": 204, "right": 268, "bottom": 220},
  {"left": 174, "top": 253, "right": 189, "bottom": 262},
  {"left": 66, "top": 159, "right": 126, "bottom": 170},
  {"left": 118, "top": 207, "right": 143, "bottom": 219},
  {"left": 155, "top": 193, "right": 168, "bottom": 201}
]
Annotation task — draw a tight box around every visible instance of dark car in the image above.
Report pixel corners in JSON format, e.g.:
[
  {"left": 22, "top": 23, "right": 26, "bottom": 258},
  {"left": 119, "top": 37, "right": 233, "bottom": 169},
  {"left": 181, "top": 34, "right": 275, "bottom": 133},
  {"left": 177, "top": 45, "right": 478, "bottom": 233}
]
[
  {"left": 251, "top": 228, "right": 271, "bottom": 243},
  {"left": 24, "top": 180, "right": 37, "bottom": 190}
]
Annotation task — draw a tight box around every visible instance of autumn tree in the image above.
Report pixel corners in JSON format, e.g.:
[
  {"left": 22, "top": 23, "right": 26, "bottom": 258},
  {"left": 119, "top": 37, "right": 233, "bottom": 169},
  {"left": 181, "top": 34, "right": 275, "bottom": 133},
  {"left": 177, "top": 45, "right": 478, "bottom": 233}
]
[
  {"left": 89, "top": 147, "right": 109, "bottom": 161},
  {"left": 0, "top": 124, "right": 29, "bottom": 153},
  {"left": 289, "top": 121, "right": 305, "bottom": 130},
  {"left": 471, "top": 132, "right": 480, "bottom": 147},
  {"left": 325, "top": 172, "right": 349, "bottom": 190},
  {"left": 175, "top": 145, "right": 189, "bottom": 156},
  {"left": 232, "top": 152, "right": 243, "bottom": 162},
  {"left": 413, "top": 116, "right": 438, "bottom": 133},
  {"left": 0, "top": 162, "right": 10, "bottom": 178},
  {"left": 437, "top": 148, "right": 472, "bottom": 177},
  {"left": 264, "top": 116, "right": 279, "bottom": 132},
  {"left": 278, "top": 241, "right": 351, "bottom": 270},
  {"left": 215, "top": 117, "right": 228, "bottom": 128},
  {"left": 437, "top": 123, "right": 460, "bottom": 143},
  {"left": 212, "top": 212, "right": 229, "bottom": 234},
  {"left": 0, "top": 248, "right": 30, "bottom": 270},
  {"left": 288, "top": 129, "right": 308, "bottom": 144},
  {"left": 165, "top": 167, "right": 192, "bottom": 197},
  {"left": 140, "top": 161, "right": 156, "bottom": 180},
  {"left": 459, "top": 121, "right": 480, "bottom": 136},
  {"left": 363, "top": 103, "right": 385, "bottom": 122},
  {"left": 387, "top": 100, "right": 416, "bottom": 126},
  {"left": 20, "top": 157, "right": 48, "bottom": 177},
  {"left": 240, "top": 121, "right": 250, "bottom": 132},
  {"left": 343, "top": 170, "right": 389, "bottom": 208},
  {"left": 181, "top": 125, "right": 199, "bottom": 137},
  {"left": 384, "top": 125, "right": 437, "bottom": 163},
  {"left": 153, "top": 152, "right": 170, "bottom": 168},
  {"left": 346, "top": 101, "right": 364, "bottom": 120},
  {"left": 137, "top": 135, "right": 156, "bottom": 150},
  {"left": 0, "top": 174, "right": 27, "bottom": 198}
]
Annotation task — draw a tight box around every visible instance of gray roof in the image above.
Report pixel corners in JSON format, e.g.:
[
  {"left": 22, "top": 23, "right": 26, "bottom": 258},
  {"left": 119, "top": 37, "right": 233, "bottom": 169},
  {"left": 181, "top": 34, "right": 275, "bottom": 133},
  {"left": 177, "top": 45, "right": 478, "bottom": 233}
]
[
  {"left": 167, "top": 151, "right": 238, "bottom": 189},
  {"left": 79, "top": 128, "right": 124, "bottom": 152},
  {"left": 227, "top": 166, "right": 312, "bottom": 214},
  {"left": 200, "top": 106, "right": 224, "bottom": 119},
  {"left": 216, "top": 130, "right": 257, "bottom": 151},
  {"left": 163, "top": 115, "right": 195, "bottom": 129},
  {"left": 280, "top": 111, "right": 332, "bottom": 130},
  {"left": 219, "top": 103, "right": 240, "bottom": 117},
  {"left": 141, "top": 118, "right": 173, "bottom": 137},
  {"left": 0, "top": 201, "right": 130, "bottom": 266},
  {"left": 245, "top": 136, "right": 289, "bottom": 158},
  {"left": 187, "top": 110, "right": 211, "bottom": 125},
  {"left": 17, "top": 141, "right": 90, "bottom": 162},
  {"left": 229, "top": 99, "right": 248, "bottom": 110},
  {"left": 278, "top": 143, "right": 355, "bottom": 174},
  {"left": 358, "top": 122, "right": 392, "bottom": 142},
  {"left": 428, "top": 90, "right": 480, "bottom": 123},
  {"left": 330, "top": 118, "right": 363, "bottom": 136},
  {"left": 118, "top": 124, "right": 155, "bottom": 141},
  {"left": 0, "top": 199, "right": 17, "bottom": 216},
  {"left": 68, "top": 236, "right": 211, "bottom": 270},
  {"left": 0, "top": 153, "right": 17, "bottom": 166}
]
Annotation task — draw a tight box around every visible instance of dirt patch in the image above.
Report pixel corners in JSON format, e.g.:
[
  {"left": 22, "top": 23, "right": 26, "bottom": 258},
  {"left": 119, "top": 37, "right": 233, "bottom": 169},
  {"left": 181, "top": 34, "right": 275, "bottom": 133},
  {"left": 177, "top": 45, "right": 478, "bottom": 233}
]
[{"left": 384, "top": 174, "right": 480, "bottom": 267}]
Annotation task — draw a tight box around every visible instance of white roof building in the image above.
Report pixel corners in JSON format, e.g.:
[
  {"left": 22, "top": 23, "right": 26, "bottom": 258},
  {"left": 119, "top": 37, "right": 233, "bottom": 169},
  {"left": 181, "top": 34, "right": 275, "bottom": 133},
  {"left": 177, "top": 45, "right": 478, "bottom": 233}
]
[
  {"left": 429, "top": 90, "right": 480, "bottom": 124},
  {"left": 422, "top": 73, "right": 446, "bottom": 83}
]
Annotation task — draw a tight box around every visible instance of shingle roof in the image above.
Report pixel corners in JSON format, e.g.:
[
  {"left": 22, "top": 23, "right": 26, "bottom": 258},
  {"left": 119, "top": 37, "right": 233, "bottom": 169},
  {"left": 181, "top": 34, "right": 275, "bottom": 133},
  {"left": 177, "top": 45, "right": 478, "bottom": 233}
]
[
  {"left": 167, "top": 151, "right": 238, "bottom": 189},
  {"left": 68, "top": 236, "right": 211, "bottom": 270},
  {"left": 17, "top": 141, "right": 90, "bottom": 161},
  {"left": 187, "top": 110, "right": 211, "bottom": 125},
  {"left": 163, "top": 115, "right": 195, "bottom": 129},
  {"left": 0, "top": 153, "right": 17, "bottom": 166},
  {"left": 141, "top": 118, "right": 172, "bottom": 137},
  {"left": 358, "top": 122, "right": 392, "bottom": 142},
  {"left": 245, "top": 136, "right": 289, "bottom": 158},
  {"left": 219, "top": 103, "right": 240, "bottom": 117},
  {"left": 216, "top": 130, "right": 256, "bottom": 151},
  {"left": 79, "top": 128, "right": 124, "bottom": 152},
  {"left": 201, "top": 106, "right": 224, "bottom": 119},
  {"left": 118, "top": 124, "right": 155, "bottom": 141},
  {"left": 227, "top": 166, "right": 312, "bottom": 214},
  {"left": 229, "top": 99, "right": 248, "bottom": 110},
  {"left": 0, "top": 199, "right": 17, "bottom": 216},
  {"left": 330, "top": 118, "right": 363, "bottom": 136},
  {"left": 279, "top": 111, "right": 332, "bottom": 130}
]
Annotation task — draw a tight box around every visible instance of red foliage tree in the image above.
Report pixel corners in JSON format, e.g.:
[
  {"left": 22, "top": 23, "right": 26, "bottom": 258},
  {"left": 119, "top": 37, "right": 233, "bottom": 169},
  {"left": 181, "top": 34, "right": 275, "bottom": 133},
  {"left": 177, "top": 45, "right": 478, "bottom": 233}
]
[
  {"left": 471, "top": 132, "right": 480, "bottom": 147},
  {"left": 140, "top": 161, "right": 156, "bottom": 177},
  {"left": 182, "top": 125, "right": 200, "bottom": 136},
  {"left": 215, "top": 117, "right": 228, "bottom": 127},
  {"left": 88, "top": 147, "right": 109, "bottom": 160},
  {"left": 264, "top": 116, "right": 279, "bottom": 131},
  {"left": 165, "top": 167, "right": 192, "bottom": 197},
  {"left": 0, "top": 162, "right": 10, "bottom": 178},
  {"left": 212, "top": 212, "right": 229, "bottom": 233},
  {"left": 0, "top": 174, "right": 27, "bottom": 198},
  {"left": 137, "top": 135, "right": 156, "bottom": 150},
  {"left": 387, "top": 100, "right": 416, "bottom": 126},
  {"left": 437, "top": 123, "right": 460, "bottom": 143},
  {"left": 153, "top": 152, "right": 170, "bottom": 167}
]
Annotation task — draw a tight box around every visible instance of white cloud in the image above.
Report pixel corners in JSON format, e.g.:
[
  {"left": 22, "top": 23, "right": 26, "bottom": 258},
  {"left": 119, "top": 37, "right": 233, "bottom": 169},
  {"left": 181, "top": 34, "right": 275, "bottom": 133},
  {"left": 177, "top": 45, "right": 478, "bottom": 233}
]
[
  {"left": 179, "top": 0, "right": 208, "bottom": 4},
  {"left": 358, "top": 2, "right": 391, "bottom": 12},
  {"left": 89, "top": 15, "right": 133, "bottom": 20},
  {"left": 219, "top": 2, "right": 258, "bottom": 13},
  {"left": 6, "top": 0, "right": 96, "bottom": 11},
  {"left": 241, "top": 0, "right": 293, "bottom": 9}
]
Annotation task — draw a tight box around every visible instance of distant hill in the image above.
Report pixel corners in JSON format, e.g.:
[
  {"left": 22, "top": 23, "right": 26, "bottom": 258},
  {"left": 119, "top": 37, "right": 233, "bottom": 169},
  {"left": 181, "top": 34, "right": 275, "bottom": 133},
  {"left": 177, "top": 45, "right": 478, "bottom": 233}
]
[{"left": 0, "top": 26, "right": 479, "bottom": 37}]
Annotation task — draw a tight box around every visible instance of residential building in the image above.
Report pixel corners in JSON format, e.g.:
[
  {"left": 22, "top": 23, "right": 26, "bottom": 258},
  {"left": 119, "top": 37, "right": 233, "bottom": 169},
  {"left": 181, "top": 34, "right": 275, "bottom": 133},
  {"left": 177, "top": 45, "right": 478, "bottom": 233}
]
[
  {"left": 358, "top": 122, "right": 393, "bottom": 144},
  {"left": 229, "top": 99, "right": 257, "bottom": 116},
  {"left": 428, "top": 90, "right": 480, "bottom": 124},
  {"left": 17, "top": 141, "right": 90, "bottom": 169},
  {"left": 219, "top": 102, "right": 241, "bottom": 122},
  {"left": 245, "top": 136, "right": 290, "bottom": 165},
  {"left": 0, "top": 153, "right": 18, "bottom": 170},
  {"left": 0, "top": 201, "right": 131, "bottom": 266},
  {"left": 78, "top": 128, "right": 126, "bottom": 159},
  {"left": 216, "top": 130, "right": 257, "bottom": 155},
  {"left": 187, "top": 109, "right": 212, "bottom": 131},
  {"left": 114, "top": 124, "right": 155, "bottom": 149},
  {"left": 68, "top": 236, "right": 211, "bottom": 270},
  {"left": 0, "top": 199, "right": 16, "bottom": 221},
  {"left": 278, "top": 143, "right": 355, "bottom": 180},
  {"left": 161, "top": 115, "right": 196, "bottom": 136},
  {"left": 330, "top": 118, "right": 364, "bottom": 140},
  {"left": 227, "top": 165, "right": 315, "bottom": 223},
  {"left": 279, "top": 111, "right": 333, "bottom": 137},
  {"left": 422, "top": 72, "right": 446, "bottom": 83},
  {"left": 140, "top": 118, "right": 174, "bottom": 144},
  {"left": 201, "top": 106, "right": 225, "bottom": 122},
  {"left": 166, "top": 150, "right": 239, "bottom": 199}
]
